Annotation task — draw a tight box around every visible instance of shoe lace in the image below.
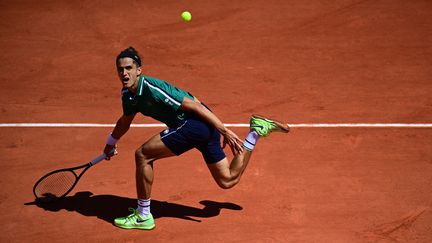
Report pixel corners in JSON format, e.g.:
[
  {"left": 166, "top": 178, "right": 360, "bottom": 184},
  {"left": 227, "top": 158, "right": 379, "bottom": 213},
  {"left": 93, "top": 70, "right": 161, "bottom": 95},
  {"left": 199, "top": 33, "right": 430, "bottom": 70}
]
[{"left": 125, "top": 208, "right": 140, "bottom": 223}]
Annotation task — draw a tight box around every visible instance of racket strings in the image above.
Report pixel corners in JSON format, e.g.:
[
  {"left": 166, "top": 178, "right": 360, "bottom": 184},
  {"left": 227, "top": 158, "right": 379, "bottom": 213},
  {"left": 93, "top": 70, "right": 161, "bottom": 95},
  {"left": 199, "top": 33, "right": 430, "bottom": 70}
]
[{"left": 34, "top": 171, "right": 77, "bottom": 199}]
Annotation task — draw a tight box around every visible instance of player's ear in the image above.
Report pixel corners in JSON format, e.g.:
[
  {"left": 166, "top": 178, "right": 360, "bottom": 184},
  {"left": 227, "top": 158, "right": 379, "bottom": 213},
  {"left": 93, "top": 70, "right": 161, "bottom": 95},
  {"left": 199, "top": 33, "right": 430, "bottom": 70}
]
[{"left": 137, "top": 66, "right": 142, "bottom": 75}]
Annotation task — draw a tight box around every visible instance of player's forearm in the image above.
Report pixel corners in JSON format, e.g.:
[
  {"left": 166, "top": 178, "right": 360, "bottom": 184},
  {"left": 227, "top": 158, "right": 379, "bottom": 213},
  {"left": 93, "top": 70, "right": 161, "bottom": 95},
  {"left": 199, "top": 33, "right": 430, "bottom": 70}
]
[
  {"left": 193, "top": 103, "right": 228, "bottom": 134},
  {"left": 181, "top": 97, "right": 228, "bottom": 134},
  {"left": 111, "top": 114, "right": 134, "bottom": 140}
]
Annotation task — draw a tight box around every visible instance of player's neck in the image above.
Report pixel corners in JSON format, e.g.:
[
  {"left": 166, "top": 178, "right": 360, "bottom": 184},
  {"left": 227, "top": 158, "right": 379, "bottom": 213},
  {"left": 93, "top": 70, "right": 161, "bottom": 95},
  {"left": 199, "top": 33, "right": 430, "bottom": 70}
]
[{"left": 128, "top": 75, "right": 141, "bottom": 94}]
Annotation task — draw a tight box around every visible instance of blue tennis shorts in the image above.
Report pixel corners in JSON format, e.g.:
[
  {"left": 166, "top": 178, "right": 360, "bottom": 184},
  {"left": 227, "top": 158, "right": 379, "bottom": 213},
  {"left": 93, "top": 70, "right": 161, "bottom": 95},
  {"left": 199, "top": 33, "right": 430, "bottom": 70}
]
[{"left": 160, "top": 117, "right": 226, "bottom": 164}]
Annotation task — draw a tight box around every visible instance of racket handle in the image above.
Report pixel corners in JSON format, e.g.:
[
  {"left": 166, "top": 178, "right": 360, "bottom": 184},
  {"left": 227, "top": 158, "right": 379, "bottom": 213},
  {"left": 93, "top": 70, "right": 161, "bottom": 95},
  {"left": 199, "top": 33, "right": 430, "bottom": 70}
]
[
  {"left": 90, "top": 154, "right": 108, "bottom": 166},
  {"left": 90, "top": 148, "right": 117, "bottom": 166}
]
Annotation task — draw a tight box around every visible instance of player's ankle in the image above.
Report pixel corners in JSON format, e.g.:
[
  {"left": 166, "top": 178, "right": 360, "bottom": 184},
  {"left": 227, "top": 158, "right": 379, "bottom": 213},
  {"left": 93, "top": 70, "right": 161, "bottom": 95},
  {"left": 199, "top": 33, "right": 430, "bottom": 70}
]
[{"left": 243, "top": 130, "right": 259, "bottom": 151}]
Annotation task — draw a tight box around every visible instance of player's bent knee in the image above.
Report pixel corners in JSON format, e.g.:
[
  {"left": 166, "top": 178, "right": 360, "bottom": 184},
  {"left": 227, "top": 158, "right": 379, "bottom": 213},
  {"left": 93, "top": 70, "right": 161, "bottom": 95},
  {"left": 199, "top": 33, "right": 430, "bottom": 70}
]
[
  {"left": 207, "top": 160, "right": 241, "bottom": 189},
  {"left": 135, "top": 147, "right": 152, "bottom": 166},
  {"left": 218, "top": 182, "right": 233, "bottom": 190},
  {"left": 216, "top": 178, "right": 238, "bottom": 189},
  {"left": 135, "top": 147, "right": 144, "bottom": 160}
]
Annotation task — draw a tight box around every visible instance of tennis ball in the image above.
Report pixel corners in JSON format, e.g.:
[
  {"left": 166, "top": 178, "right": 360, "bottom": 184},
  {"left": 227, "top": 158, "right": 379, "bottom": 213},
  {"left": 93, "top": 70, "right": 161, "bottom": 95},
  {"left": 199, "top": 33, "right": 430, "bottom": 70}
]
[{"left": 181, "top": 11, "right": 192, "bottom": 22}]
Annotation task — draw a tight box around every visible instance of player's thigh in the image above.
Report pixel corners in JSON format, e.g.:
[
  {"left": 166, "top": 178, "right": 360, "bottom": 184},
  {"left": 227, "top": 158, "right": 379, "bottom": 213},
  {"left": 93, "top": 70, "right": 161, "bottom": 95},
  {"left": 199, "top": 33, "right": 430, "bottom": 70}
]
[
  {"left": 206, "top": 157, "right": 231, "bottom": 182},
  {"left": 137, "top": 133, "right": 175, "bottom": 160}
]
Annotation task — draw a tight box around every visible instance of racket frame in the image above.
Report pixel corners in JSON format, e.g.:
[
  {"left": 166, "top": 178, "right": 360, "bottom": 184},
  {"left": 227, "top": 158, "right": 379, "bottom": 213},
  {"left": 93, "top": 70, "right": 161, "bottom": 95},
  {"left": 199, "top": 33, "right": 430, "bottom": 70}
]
[{"left": 33, "top": 153, "right": 108, "bottom": 201}]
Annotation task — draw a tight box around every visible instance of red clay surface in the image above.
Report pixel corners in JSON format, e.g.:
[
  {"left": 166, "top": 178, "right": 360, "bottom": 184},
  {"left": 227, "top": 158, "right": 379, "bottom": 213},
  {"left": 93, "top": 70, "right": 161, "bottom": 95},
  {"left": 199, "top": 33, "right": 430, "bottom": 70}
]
[{"left": 1, "top": 0, "right": 432, "bottom": 242}]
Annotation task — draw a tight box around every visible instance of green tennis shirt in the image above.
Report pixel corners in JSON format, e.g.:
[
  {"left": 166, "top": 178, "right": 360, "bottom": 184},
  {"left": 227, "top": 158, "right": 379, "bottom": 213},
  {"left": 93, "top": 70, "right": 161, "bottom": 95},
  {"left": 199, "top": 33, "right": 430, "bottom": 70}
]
[{"left": 122, "top": 75, "right": 195, "bottom": 128}]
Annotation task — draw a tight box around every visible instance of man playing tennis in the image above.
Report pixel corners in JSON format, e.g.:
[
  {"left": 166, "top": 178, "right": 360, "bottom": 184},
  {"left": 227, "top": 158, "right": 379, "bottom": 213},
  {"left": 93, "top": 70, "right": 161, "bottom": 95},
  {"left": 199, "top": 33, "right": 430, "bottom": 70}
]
[{"left": 103, "top": 47, "right": 289, "bottom": 230}]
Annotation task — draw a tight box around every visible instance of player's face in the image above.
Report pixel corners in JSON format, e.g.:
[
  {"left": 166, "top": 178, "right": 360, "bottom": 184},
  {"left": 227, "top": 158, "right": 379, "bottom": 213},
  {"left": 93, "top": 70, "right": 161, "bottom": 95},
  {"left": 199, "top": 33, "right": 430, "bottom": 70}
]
[{"left": 116, "top": 57, "right": 142, "bottom": 91}]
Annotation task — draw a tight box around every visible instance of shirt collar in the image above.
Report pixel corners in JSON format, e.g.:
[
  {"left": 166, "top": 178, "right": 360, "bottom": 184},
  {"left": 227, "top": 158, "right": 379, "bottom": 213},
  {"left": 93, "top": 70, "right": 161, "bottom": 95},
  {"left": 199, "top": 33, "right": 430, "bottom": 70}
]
[{"left": 136, "top": 75, "right": 145, "bottom": 96}]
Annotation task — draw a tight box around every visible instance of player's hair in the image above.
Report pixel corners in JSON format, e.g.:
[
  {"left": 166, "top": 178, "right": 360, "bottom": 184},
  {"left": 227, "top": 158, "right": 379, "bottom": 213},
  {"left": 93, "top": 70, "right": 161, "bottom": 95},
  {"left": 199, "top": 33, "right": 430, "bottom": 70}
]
[{"left": 116, "top": 46, "right": 142, "bottom": 67}]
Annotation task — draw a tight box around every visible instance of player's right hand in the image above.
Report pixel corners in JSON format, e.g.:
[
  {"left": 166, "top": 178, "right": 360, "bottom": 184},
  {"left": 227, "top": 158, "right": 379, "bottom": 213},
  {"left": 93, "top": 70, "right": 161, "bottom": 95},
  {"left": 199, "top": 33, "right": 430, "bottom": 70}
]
[
  {"left": 222, "top": 128, "right": 244, "bottom": 155},
  {"left": 103, "top": 144, "right": 118, "bottom": 160}
]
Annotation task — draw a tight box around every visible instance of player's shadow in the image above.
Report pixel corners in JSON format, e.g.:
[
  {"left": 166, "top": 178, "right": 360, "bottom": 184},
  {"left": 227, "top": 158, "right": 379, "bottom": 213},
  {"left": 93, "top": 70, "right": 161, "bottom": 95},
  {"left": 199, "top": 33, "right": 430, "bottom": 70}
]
[{"left": 25, "top": 191, "right": 242, "bottom": 223}]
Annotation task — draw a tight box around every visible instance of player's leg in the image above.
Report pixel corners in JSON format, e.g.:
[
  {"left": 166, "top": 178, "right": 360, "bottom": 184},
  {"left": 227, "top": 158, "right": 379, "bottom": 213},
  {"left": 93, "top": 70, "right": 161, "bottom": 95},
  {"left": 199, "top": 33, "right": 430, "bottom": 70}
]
[
  {"left": 115, "top": 133, "right": 176, "bottom": 230},
  {"left": 207, "top": 114, "right": 289, "bottom": 189},
  {"left": 135, "top": 133, "right": 177, "bottom": 198},
  {"left": 206, "top": 150, "right": 253, "bottom": 189},
  {"left": 115, "top": 120, "right": 204, "bottom": 230}
]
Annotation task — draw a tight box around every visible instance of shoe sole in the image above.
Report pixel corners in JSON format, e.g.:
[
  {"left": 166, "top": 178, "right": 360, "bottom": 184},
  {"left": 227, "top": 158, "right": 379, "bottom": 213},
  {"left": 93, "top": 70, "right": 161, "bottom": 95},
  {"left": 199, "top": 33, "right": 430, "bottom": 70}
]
[
  {"left": 251, "top": 114, "right": 290, "bottom": 133},
  {"left": 114, "top": 223, "right": 156, "bottom": 230}
]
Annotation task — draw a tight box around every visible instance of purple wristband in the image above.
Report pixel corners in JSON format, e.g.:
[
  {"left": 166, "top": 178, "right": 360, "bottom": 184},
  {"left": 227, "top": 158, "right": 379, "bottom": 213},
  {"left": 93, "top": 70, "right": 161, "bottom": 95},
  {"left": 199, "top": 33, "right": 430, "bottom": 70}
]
[{"left": 106, "top": 134, "right": 118, "bottom": 145}]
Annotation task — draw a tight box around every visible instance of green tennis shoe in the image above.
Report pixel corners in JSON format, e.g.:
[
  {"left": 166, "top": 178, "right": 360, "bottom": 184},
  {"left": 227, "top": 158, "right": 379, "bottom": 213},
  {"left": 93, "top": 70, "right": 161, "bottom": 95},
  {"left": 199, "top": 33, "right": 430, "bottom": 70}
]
[
  {"left": 250, "top": 114, "right": 290, "bottom": 137},
  {"left": 114, "top": 208, "right": 155, "bottom": 230}
]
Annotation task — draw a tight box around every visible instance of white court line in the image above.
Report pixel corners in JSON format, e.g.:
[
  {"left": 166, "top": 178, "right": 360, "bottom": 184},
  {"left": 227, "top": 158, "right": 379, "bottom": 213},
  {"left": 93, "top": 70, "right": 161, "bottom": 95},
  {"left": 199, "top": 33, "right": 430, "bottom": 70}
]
[{"left": 0, "top": 123, "right": 432, "bottom": 128}]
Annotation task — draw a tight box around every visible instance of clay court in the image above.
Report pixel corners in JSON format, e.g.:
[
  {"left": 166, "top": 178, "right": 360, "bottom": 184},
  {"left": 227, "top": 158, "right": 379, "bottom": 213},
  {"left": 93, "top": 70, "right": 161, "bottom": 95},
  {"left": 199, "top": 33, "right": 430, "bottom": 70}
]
[{"left": 1, "top": 0, "right": 431, "bottom": 242}]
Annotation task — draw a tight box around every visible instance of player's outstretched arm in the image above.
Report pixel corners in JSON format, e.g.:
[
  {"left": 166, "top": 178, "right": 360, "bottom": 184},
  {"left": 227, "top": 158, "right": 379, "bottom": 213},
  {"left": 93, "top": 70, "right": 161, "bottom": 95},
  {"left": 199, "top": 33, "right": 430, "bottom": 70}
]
[{"left": 103, "top": 113, "right": 136, "bottom": 158}]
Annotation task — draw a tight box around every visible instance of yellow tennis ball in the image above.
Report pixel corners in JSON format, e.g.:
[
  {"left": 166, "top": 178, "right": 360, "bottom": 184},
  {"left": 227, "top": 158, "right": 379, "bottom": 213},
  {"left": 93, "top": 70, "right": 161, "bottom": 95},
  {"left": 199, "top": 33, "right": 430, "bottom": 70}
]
[{"left": 181, "top": 11, "right": 192, "bottom": 22}]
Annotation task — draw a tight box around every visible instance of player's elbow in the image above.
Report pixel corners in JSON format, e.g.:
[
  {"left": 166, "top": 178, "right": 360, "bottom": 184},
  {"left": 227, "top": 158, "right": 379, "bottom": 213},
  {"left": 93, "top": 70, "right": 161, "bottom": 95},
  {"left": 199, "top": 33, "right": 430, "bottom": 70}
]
[{"left": 180, "top": 97, "right": 202, "bottom": 113}]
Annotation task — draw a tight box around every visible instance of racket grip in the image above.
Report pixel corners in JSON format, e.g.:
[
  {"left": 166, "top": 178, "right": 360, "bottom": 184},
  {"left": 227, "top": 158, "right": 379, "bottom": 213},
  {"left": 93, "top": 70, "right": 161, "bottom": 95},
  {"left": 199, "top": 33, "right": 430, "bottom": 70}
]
[{"left": 90, "top": 148, "right": 117, "bottom": 166}]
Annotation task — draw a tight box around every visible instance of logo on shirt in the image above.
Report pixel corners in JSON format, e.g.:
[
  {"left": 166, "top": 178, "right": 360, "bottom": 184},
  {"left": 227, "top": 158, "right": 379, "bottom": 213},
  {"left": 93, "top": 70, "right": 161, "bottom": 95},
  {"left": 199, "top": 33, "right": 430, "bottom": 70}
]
[{"left": 164, "top": 98, "right": 173, "bottom": 106}]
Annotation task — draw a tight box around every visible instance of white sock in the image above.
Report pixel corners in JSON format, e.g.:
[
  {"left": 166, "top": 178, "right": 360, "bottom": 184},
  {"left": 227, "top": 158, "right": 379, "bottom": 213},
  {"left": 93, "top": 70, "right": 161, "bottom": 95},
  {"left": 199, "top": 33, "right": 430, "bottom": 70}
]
[
  {"left": 137, "top": 199, "right": 151, "bottom": 217},
  {"left": 243, "top": 130, "right": 259, "bottom": 151}
]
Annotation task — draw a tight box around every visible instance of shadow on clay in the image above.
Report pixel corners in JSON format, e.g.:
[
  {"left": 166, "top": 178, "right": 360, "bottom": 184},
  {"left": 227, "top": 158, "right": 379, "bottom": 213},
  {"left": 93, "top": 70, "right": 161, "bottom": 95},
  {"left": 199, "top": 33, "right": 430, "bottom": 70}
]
[{"left": 25, "top": 191, "right": 243, "bottom": 223}]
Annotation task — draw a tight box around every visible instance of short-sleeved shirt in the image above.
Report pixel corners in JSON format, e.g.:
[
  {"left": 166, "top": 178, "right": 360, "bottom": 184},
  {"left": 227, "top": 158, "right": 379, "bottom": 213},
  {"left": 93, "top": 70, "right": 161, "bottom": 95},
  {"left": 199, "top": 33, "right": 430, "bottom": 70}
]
[{"left": 122, "top": 75, "right": 195, "bottom": 128}]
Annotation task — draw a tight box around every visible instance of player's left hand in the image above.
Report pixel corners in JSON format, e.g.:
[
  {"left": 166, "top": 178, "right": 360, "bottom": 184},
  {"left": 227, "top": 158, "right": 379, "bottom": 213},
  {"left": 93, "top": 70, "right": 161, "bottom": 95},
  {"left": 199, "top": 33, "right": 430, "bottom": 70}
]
[{"left": 222, "top": 128, "right": 244, "bottom": 155}]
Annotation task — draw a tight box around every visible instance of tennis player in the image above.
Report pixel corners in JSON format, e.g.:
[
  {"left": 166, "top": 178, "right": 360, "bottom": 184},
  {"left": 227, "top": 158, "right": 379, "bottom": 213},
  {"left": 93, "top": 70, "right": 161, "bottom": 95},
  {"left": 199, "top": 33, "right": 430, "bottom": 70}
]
[{"left": 103, "top": 47, "right": 289, "bottom": 230}]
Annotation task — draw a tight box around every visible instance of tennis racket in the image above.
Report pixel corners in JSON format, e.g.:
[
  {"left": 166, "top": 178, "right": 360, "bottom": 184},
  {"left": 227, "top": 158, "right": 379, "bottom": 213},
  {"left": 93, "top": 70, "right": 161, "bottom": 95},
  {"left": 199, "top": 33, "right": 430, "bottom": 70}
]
[{"left": 33, "top": 150, "right": 115, "bottom": 202}]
